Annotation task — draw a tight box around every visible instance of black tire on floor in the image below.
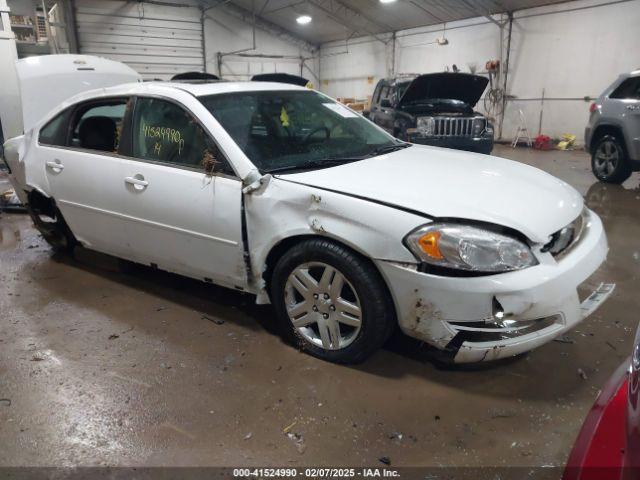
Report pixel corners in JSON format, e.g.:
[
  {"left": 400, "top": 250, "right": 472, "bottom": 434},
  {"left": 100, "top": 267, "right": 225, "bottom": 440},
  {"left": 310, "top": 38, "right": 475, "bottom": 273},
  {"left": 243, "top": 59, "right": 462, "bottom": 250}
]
[
  {"left": 270, "top": 238, "right": 396, "bottom": 364},
  {"left": 28, "top": 205, "right": 77, "bottom": 254},
  {"left": 591, "top": 134, "right": 632, "bottom": 184}
]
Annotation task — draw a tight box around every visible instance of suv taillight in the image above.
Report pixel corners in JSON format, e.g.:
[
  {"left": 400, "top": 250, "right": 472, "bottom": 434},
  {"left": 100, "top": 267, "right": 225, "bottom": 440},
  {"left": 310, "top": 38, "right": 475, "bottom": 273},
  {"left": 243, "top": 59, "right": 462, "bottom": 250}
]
[{"left": 589, "top": 103, "right": 597, "bottom": 113}]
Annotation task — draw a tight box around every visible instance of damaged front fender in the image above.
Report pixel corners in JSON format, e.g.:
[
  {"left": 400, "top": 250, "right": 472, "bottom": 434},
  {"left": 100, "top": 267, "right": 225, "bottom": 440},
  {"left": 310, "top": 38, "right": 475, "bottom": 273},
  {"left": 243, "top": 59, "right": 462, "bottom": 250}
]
[{"left": 243, "top": 176, "right": 428, "bottom": 302}]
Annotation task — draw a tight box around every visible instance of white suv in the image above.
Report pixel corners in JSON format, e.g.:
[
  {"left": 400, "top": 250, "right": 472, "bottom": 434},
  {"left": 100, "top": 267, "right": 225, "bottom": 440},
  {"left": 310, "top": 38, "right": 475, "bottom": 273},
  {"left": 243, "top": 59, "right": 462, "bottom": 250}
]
[{"left": 3, "top": 80, "right": 614, "bottom": 364}]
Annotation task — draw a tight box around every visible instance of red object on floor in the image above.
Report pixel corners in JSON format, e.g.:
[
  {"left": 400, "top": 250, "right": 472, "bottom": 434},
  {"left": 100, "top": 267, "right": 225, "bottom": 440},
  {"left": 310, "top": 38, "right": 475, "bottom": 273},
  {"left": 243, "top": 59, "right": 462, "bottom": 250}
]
[{"left": 534, "top": 134, "right": 553, "bottom": 150}]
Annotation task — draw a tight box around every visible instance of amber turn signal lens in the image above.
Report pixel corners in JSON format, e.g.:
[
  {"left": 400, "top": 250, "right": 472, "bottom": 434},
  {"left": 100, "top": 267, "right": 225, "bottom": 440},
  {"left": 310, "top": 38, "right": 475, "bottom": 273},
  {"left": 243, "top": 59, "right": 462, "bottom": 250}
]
[{"left": 418, "top": 231, "right": 443, "bottom": 259}]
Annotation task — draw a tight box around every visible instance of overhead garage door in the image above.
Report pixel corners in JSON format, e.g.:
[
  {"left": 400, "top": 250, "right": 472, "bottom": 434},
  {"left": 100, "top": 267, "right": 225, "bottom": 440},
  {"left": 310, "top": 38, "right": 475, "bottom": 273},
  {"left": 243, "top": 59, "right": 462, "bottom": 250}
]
[{"left": 75, "top": 0, "right": 204, "bottom": 80}]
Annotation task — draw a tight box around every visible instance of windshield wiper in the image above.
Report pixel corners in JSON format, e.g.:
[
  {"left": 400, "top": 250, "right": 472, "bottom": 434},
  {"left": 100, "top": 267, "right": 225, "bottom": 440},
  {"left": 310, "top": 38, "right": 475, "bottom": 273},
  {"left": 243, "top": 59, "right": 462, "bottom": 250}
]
[
  {"left": 367, "top": 142, "right": 412, "bottom": 157},
  {"left": 266, "top": 158, "right": 361, "bottom": 174},
  {"left": 265, "top": 143, "right": 411, "bottom": 174}
]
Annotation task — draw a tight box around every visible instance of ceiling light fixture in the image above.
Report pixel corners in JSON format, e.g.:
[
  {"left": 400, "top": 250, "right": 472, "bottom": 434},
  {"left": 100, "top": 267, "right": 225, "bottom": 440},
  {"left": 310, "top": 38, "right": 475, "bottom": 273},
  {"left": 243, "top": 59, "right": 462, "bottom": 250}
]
[
  {"left": 379, "top": 0, "right": 397, "bottom": 3},
  {"left": 296, "top": 15, "right": 312, "bottom": 25}
]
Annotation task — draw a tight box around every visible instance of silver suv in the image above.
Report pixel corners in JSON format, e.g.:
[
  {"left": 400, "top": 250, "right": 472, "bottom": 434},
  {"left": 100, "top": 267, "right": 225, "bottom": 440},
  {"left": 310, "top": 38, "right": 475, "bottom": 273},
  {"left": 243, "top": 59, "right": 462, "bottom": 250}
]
[{"left": 586, "top": 70, "right": 640, "bottom": 183}]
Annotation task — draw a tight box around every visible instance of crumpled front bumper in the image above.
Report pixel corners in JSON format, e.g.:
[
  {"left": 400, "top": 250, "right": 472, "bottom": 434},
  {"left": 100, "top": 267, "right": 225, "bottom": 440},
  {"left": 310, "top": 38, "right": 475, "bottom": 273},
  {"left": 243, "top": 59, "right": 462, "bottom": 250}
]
[{"left": 376, "top": 209, "right": 613, "bottom": 363}]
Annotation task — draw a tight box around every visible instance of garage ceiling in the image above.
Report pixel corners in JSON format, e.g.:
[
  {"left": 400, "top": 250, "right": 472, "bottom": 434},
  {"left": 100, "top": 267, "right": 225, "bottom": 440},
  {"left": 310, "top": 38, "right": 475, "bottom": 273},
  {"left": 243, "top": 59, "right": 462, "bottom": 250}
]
[{"left": 216, "top": 0, "right": 576, "bottom": 45}]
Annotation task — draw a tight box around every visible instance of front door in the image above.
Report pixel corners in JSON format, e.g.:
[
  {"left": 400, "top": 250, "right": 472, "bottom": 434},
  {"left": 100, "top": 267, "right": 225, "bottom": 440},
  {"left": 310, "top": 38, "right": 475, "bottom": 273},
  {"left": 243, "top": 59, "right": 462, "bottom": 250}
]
[
  {"left": 119, "top": 96, "right": 245, "bottom": 289},
  {"left": 375, "top": 85, "right": 395, "bottom": 133}
]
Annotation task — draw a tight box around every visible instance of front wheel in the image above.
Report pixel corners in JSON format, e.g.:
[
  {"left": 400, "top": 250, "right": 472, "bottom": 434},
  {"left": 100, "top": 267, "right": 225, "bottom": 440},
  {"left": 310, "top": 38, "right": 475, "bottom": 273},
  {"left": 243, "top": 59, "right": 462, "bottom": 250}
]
[
  {"left": 270, "top": 239, "right": 396, "bottom": 364},
  {"left": 591, "top": 134, "right": 632, "bottom": 184}
]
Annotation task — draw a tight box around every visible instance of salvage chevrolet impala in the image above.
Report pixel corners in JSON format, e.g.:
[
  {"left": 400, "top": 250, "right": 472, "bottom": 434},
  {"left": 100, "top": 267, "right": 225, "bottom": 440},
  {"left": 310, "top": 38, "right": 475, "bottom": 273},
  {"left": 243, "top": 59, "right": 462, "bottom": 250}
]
[{"left": 2, "top": 81, "right": 615, "bottom": 364}]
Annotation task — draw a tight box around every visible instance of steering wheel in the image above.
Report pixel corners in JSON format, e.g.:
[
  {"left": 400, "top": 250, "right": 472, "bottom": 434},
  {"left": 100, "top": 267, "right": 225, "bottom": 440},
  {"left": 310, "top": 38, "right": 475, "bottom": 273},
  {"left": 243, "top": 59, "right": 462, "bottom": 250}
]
[{"left": 302, "top": 126, "right": 330, "bottom": 143}]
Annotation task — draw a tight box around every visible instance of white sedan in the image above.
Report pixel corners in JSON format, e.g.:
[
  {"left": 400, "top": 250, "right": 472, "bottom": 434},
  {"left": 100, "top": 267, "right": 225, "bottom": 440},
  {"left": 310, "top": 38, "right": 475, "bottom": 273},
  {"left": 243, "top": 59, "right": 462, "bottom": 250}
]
[{"left": 3, "top": 80, "right": 614, "bottom": 364}]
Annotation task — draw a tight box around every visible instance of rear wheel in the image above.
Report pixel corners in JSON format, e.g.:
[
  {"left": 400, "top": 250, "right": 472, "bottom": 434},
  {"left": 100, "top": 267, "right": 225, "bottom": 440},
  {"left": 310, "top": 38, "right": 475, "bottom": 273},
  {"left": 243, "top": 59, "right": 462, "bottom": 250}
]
[
  {"left": 28, "top": 200, "right": 77, "bottom": 254},
  {"left": 270, "top": 239, "right": 395, "bottom": 364},
  {"left": 591, "top": 134, "right": 632, "bottom": 184}
]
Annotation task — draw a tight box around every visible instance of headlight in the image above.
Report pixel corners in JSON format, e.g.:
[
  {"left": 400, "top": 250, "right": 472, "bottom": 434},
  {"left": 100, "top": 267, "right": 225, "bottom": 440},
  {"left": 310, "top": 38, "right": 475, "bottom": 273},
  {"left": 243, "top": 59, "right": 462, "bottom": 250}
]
[
  {"left": 417, "top": 117, "right": 435, "bottom": 136},
  {"left": 485, "top": 122, "right": 494, "bottom": 135},
  {"left": 472, "top": 118, "right": 486, "bottom": 136},
  {"left": 405, "top": 223, "right": 538, "bottom": 273}
]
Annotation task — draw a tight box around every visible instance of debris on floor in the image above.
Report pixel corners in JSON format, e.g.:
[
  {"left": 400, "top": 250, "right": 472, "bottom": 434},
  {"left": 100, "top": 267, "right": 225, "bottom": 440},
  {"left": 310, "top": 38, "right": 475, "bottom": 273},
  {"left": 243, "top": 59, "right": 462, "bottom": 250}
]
[
  {"left": 553, "top": 335, "right": 575, "bottom": 344},
  {"left": 556, "top": 134, "right": 576, "bottom": 151},
  {"left": 0, "top": 187, "right": 26, "bottom": 213},
  {"left": 202, "top": 314, "right": 225, "bottom": 325},
  {"left": 577, "top": 368, "right": 588, "bottom": 380},
  {"left": 378, "top": 456, "right": 391, "bottom": 465},
  {"left": 0, "top": 399, "right": 11, "bottom": 407},
  {"left": 286, "top": 432, "right": 306, "bottom": 454},
  {"left": 533, "top": 135, "right": 552, "bottom": 151},
  {"left": 489, "top": 408, "right": 516, "bottom": 419},
  {"left": 282, "top": 420, "right": 297, "bottom": 434}
]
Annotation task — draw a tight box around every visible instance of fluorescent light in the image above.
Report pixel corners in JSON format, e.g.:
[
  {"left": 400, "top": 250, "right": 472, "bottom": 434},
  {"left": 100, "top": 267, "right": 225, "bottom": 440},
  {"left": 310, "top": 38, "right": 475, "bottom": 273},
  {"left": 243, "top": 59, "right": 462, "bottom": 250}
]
[
  {"left": 379, "top": 0, "right": 397, "bottom": 3},
  {"left": 296, "top": 15, "right": 312, "bottom": 24}
]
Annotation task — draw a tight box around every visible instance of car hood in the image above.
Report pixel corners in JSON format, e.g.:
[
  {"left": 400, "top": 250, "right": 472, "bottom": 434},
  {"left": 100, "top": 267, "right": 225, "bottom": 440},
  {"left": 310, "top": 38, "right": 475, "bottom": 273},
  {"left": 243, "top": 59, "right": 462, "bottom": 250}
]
[
  {"left": 276, "top": 146, "right": 583, "bottom": 243},
  {"left": 399, "top": 73, "right": 489, "bottom": 108}
]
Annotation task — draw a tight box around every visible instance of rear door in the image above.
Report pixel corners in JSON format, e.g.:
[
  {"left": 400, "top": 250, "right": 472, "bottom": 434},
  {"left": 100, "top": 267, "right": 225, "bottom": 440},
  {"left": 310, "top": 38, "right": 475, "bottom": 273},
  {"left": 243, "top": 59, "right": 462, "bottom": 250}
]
[
  {"left": 40, "top": 97, "right": 131, "bottom": 257},
  {"left": 119, "top": 96, "right": 245, "bottom": 288}
]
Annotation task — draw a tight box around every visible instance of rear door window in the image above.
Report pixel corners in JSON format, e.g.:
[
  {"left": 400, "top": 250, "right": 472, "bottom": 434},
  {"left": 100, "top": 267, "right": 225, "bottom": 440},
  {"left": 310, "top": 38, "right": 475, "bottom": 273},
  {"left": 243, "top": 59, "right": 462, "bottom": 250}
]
[{"left": 70, "top": 100, "right": 129, "bottom": 153}]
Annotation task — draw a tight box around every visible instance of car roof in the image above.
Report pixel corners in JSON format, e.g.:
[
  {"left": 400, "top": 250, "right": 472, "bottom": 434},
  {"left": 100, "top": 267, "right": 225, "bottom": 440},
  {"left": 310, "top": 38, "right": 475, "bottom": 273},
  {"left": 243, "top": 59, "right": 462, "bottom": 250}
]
[
  {"left": 102, "top": 80, "right": 309, "bottom": 98},
  {"left": 51, "top": 80, "right": 312, "bottom": 117},
  {"left": 36, "top": 80, "right": 315, "bottom": 130}
]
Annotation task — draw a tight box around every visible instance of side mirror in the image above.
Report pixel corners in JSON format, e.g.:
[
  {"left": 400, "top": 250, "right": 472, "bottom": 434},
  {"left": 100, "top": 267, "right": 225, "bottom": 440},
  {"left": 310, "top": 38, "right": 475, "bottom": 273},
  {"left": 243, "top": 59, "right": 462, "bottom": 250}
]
[{"left": 380, "top": 99, "right": 392, "bottom": 108}]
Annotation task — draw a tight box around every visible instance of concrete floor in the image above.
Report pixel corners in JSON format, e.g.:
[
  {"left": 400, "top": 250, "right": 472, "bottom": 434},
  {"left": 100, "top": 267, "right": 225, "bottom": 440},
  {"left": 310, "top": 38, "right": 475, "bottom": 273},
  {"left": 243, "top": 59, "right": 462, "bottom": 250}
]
[{"left": 0, "top": 144, "right": 638, "bottom": 468}]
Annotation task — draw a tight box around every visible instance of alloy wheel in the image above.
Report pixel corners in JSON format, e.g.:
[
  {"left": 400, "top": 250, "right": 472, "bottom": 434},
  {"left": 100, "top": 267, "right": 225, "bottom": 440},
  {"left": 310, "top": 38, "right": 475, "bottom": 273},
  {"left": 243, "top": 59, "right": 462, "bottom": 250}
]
[
  {"left": 594, "top": 140, "right": 620, "bottom": 177},
  {"left": 284, "top": 262, "right": 362, "bottom": 350}
]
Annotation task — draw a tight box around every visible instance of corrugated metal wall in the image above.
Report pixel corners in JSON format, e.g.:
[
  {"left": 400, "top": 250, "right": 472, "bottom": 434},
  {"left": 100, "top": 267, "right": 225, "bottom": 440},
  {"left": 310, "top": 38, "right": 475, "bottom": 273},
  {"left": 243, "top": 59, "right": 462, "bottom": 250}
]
[{"left": 75, "top": 0, "right": 204, "bottom": 80}]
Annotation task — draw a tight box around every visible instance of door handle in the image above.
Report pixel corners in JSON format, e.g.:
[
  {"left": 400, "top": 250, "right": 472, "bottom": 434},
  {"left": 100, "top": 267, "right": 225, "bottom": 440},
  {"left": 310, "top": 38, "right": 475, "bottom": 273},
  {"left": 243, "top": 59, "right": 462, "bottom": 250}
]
[
  {"left": 45, "top": 160, "right": 64, "bottom": 171},
  {"left": 125, "top": 176, "right": 149, "bottom": 189},
  {"left": 124, "top": 174, "right": 149, "bottom": 192}
]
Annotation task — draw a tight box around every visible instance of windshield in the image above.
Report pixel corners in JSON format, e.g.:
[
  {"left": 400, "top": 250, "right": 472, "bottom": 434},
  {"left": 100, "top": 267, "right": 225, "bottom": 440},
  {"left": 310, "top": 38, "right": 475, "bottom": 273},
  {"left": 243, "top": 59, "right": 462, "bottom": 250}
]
[
  {"left": 199, "top": 90, "right": 402, "bottom": 173},
  {"left": 395, "top": 81, "right": 412, "bottom": 101}
]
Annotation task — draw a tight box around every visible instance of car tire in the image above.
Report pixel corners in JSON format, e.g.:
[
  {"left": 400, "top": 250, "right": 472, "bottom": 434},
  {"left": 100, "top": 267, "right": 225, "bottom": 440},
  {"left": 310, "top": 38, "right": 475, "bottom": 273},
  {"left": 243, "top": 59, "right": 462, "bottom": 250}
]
[
  {"left": 270, "top": 238, "right": 396, "bottom": 364},
  {"left": 28, "top": 205, "right": 77, "bottom": 254},
  {"left": 591, "top": 134, "right": 632, "bottom": 184}
]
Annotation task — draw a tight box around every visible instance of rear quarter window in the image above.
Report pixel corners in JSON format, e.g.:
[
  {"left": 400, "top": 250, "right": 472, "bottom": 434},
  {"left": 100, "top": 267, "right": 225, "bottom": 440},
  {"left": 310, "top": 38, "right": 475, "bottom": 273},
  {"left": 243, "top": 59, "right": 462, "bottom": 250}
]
[{"left": 610, "top": 77, "right": 640, "bottom": 100}]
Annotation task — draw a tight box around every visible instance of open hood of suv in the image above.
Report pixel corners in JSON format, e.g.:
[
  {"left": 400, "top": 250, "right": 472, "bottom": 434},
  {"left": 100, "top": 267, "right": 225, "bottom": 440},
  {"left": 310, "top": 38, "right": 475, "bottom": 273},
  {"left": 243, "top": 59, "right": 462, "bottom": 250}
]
[{"left": 399, "top": 73, "right": 489, "bottom": 108}]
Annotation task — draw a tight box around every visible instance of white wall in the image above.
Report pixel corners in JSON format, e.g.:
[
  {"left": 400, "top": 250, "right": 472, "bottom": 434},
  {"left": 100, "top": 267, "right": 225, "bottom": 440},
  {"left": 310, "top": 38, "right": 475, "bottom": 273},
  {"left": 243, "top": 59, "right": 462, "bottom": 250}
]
[
  {"left": 503, "top": 0, "right": 640, "bottom": 141},
  {"left": 320, "top": 35, "right": 391, "bottom": 99},
  {"left": 203, "top": 8, "right": 318, "bottom": 86},
  {"left": 318, "top": 0, "right": 640, "bottom": 142}
]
